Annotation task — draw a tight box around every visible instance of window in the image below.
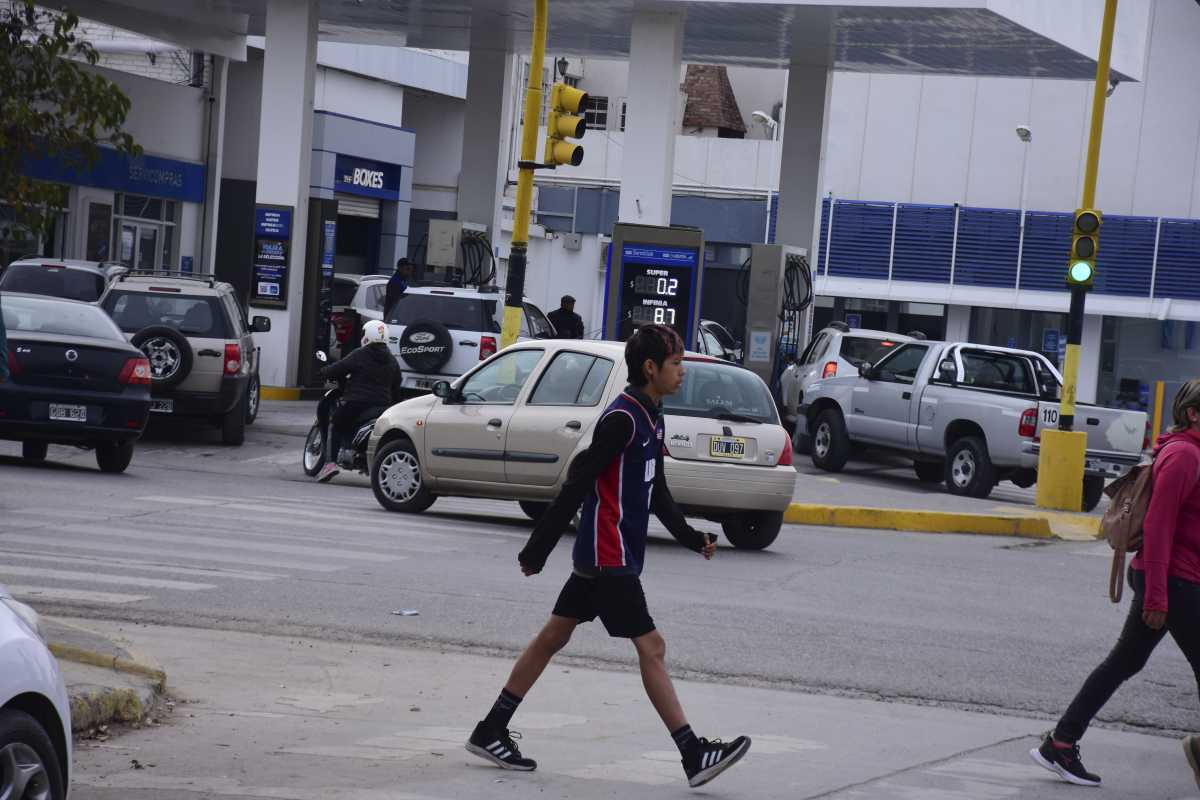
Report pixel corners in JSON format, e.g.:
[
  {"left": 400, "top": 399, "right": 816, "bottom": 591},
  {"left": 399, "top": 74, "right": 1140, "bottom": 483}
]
[
  {"left": 459, "top": 349, "right": 544, "bottom": 405},
  {"left": 873, "top": 344, "right": 930, "bottom": 385},
  {"left": 800, "top": 333, "right": 829, "bottom": 366},
  {"left": 530, "top": 352, "right": 614, "bottom": 406},
  {"left": 1031, "top": 356, "right": 1062, "bottom": 401},
  {"left": 522, "top": 303, "right": 556, "bottom": 339},
  {"left": 960, "top": 349, "right": 1036, "bottom": 395},
  {"left": 839, "top": 336, "right": 902, "bottom": 367},
  {"left": 112, "top": 193, "right": 178, "bottom": 271},
  {"left": 0, "top": 264, "right": 105, "bottom": 302},
  {"left": 2, "top": 294, "right": 123, "bottom": 341},
  {"left": 386, "top": 293, "right": 489, "bottom": 332},
  {"left": 103, "top": 291, "right": 230, "bottom": 338},
  {"left": 332, "top": 278, "right": 359, "bottom": 308},
  {"left": 664, "top": 360, "right": 778, "bottom": 424},
  {"left": 586, "top": 96, "right": 609, "bottom": 131}
]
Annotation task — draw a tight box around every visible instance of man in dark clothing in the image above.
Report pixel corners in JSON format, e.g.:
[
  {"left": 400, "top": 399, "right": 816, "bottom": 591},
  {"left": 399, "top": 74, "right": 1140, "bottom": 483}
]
[
  {"left": 383, "top": 258, "right": 413, "bottom": 322},
  {"left": 315, "top": 320, "right": 402, "bottom": 483},
  {"left": 547, "top": 294, "right": 584, "bottom": 339},
  {"left": 464, "top": 324, "right": 752, "bottom": 789}
]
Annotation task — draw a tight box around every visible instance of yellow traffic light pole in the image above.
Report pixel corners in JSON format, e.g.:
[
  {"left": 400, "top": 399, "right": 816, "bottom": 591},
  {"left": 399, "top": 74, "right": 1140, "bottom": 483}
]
[
  {"left": 1036, "top": 0, "right": 1118, "bottom": 512},
  {"left": 501, "top": 0, "right": 549, "bottom": 350}
]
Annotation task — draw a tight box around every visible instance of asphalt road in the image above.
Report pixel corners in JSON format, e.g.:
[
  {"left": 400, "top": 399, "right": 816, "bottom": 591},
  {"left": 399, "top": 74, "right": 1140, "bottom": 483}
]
[{"left": 0, "top": 401, "right": 1193, "bottom": 735}]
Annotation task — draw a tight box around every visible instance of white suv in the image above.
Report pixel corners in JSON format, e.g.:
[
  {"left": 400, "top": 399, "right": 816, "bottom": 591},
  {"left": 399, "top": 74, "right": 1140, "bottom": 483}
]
[{"left": 349, "top": 279, "right": 555, "bottom": 392}]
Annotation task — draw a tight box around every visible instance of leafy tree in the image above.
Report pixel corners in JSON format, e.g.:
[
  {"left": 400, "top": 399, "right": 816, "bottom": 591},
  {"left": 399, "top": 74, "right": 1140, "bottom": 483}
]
[{"left": 0, "top": 0, "right": 140, "bottom": 244}]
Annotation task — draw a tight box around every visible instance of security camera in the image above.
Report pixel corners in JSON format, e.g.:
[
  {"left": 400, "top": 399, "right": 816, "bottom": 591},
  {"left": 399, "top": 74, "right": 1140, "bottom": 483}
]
[{"left": 1015, "top": 125, "right": 1032, "bottom": 143}]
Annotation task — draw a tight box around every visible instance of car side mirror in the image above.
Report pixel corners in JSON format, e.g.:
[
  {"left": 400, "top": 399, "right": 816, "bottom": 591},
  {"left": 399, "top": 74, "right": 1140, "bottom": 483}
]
[
  {"left": 858, "top": 363, "right": 874, "bottom": 380},
  {"left": 432, "top": 381, "right": 452, "bottom": 400},
  {"left": 938, "top": 361, "right": 957, "bottom": 382},
  {"left": 251, "top": 315, "right": 271, "bottom": 333}
]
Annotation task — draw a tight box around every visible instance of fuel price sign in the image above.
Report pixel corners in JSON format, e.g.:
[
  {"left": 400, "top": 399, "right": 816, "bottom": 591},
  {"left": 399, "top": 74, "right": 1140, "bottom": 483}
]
[{"left": 616, "top": 244, "right": 698, "bottom": 345}]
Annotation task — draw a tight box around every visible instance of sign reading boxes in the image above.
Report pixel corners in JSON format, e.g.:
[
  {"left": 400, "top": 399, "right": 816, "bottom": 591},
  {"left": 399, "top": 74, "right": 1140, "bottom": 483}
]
[
  {"left": 333, "top": 155, "right": 402, "bottom": 201},
  {"left": 251, "top": 205, "right": 293, "bottom": 308}
]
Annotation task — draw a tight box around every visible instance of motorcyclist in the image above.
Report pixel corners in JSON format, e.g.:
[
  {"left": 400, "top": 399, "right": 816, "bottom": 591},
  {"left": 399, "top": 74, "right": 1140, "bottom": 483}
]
[{"left": 315, "top": 319, "right": 403, "bottom": 483}]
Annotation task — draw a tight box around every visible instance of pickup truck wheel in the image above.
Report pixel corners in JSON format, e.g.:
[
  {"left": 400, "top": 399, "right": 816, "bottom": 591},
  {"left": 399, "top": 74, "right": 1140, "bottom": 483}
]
[
  {"left": 913, "top": 461, "right": 943, "bottom": 483},
  {"left": 372, "top": 439, "right": 436, "bottom": 513},
  {"left": 722, "top": 512, "right": 783, "bottom": 550},
  {"left": 810, "top": 410, "right": 850, "bottom": 472},
  {"left": 519, "top": 501, "right": 551, "bottom": 521},
  {"left": 945, "top": 437, "right": 996, "bottom": 499},
  {"left": 1082, "top": 476, "right": 1106, "bottom": 513}
]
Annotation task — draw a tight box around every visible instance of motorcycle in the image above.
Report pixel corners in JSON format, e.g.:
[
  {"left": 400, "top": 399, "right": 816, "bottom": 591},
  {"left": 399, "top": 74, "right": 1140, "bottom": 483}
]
[{"left": 302, "top": 351, "right": 383, "bottom": 478}]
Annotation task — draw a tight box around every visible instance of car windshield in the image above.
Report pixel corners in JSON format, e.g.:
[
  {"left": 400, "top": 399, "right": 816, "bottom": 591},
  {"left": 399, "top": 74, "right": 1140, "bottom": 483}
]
[
  {"left": 664, "top": 359, "right": 779, "bottom": 424},
  {"left": 0, "top": 263, "right": 106, "bottom": 302},
  {"left": 102, "top": 290, "right": 230, "bottom": 338},
  {"left": 1, "top": 293, "right": 124, "bottom": 340},
  {"left": 386, "top": 293, "right": 489, "bottom": 332},
  {"left": 332, "top": 279, "right": 358, "bottom": 307},
  {"left": 840, "top": 335, "right": 901, "bottom": 367}
]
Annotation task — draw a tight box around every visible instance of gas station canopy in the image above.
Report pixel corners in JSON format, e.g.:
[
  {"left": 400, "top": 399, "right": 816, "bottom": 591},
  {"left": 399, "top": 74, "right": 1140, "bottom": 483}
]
[{"left": 51, "top": 0, "right": 1144, "bottom": 80}]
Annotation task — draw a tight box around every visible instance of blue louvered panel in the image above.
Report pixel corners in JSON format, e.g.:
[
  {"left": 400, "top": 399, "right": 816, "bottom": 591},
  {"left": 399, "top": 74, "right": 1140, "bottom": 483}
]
[
  {"left": 891, "top": 204, "right": 954, "bottom": 283},
  {"left": 827, "top": 200, "right": 893, "bottom": 280},
  {"left": 767, "top": 192, "right": 778, "bottom": 244},
  {"left": 815, "top": 197, "right": 830, "bottom": 274},
  {"left": 1018, "top": 211, "right": 1072, "bottom": 291},
  {"left": 1095, "top": 215, "right": 1154, "bottom": 297},
  {"left": 954, "top": 207, "right": 1019, "bottom": 288},
  {"left": 1153, "top": 218, "right": 1200, "bottom": 300}
]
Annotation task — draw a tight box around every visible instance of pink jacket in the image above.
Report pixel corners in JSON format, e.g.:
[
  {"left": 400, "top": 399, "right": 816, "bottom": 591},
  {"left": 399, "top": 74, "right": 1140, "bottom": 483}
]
[{"left": 1132, "top": 429, "right": 1200, "bottom": 612}]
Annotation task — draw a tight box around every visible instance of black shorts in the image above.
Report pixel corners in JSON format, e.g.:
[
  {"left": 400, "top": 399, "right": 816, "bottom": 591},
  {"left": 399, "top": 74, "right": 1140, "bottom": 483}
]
[{"left": 552, "top": 573, "right": 656, "bottom": 639}]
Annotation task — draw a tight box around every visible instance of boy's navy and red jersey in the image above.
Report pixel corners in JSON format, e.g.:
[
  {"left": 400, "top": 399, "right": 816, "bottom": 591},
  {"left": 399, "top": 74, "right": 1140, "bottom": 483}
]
[{"left": 519, "top": 386, "right": 708, "bottom": 576}]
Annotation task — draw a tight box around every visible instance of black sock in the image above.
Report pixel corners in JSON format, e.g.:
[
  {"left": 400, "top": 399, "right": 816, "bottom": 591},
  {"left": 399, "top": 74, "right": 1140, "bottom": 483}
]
[
  {"left": 484, "top": 688, "right": 523, "bottom": 730},
  {"left": 671, "top": 724, "right": 699, "bottom": 755}
]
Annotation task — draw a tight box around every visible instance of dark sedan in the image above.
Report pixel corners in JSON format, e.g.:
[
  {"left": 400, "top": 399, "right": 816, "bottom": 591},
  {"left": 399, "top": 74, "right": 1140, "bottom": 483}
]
[{"left": 0, "top": 292, "right": 151, "bottom": 472}]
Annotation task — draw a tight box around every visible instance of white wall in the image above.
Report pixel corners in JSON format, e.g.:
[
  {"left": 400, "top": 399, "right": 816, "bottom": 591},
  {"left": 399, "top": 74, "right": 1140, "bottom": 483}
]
[
  {"left": 314, "top": 66, "right": 404, "bottom": 127},
  {"left": 403, "top": 91, "right": 465, "bottom": 213},
  {"left": 92, "top": 63, "right": 206, "bottom": 162},
  {"left": 222, "top": 51, "right": 264, "bottom": 182}
]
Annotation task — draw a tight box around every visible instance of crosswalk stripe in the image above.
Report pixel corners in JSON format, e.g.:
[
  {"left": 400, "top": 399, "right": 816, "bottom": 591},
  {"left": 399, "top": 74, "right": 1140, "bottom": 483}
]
[
  {"left": 4, "top": 585, "right": 149, "bottom": 605},
  {"left": 0, "top": 565, "right": 215, "bottom": 591},
  {"left": 0, "top": 535, "right": 345, "bottom": 573},
  {"left": 0, "top": 550, "right": 281, "bottom": 581}
]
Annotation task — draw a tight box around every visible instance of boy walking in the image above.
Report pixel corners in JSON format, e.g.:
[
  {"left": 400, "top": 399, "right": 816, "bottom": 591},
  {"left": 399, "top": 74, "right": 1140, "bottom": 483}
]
[{"left": 465, "top": 325, "right": 752, "bottom": 788}]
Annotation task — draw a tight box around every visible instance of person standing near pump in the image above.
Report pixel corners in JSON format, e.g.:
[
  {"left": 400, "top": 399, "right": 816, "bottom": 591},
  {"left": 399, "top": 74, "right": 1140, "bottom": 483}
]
[
  {"left": 464, "top": 324, "right": 752, "bottom": 789},
  {"left": 1031, "top": 379, "right": 1200, "bottom": 787},
  {"left": 547, "top": 294, "right": 584, "bottom": 339},
  {"left": 383, "top": 257, "right": 413, "bottom": 323}
]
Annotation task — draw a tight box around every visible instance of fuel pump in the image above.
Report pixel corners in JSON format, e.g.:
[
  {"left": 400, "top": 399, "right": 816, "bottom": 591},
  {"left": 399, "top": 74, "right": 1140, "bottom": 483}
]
[
  {"left": 603, "top": 223, "right": 705, "bottom": 348},
  {"left": 737, "top": 243, "right": 814, "bottom": 414}
]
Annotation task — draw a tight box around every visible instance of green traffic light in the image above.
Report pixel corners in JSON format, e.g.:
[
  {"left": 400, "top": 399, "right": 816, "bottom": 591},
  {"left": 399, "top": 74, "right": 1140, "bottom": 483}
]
[{"left": 1069, "top": 260, "right": 1094, "bottom": 283}]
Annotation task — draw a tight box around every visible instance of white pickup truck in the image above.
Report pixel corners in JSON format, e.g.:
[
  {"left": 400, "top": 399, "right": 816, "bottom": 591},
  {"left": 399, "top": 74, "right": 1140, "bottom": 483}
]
[{"left": 800, "top": 340, "right": 1149, "bottom": 511}]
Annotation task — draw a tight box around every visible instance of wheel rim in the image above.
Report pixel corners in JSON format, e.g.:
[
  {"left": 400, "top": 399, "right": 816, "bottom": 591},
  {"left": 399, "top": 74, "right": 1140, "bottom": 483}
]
[
  {"left": 378, "top": 450, "right": 422, "bottom": 504},
  {"left": 814, "top": 422, "right": 832, "bottom": 459},
  {"left": 142, "top": 337, "right": 182, "bottom": 381},
  {"left": 248, "top": 378, "right": 260, "bottom": 418},
  {"left": 303, "top": 429, "right": 323, "bottom": 472},
  {"left": 0, "top": 742, "right": 52, "bottom": 800},
  {"left": 950, "top": 449, "right": 975, "bottom": 488}
]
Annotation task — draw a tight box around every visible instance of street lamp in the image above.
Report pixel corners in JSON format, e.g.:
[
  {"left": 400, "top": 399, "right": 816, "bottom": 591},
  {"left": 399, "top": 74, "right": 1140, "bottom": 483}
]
[
  {"left": 752, "top": 110, "right": 779, "bottom": 140},
  {"left": 753, "top": 111, "right": 780, "bottom": 243},
  {"left": 1015, "top": 124, "right": 1033, "bottom": 287}
]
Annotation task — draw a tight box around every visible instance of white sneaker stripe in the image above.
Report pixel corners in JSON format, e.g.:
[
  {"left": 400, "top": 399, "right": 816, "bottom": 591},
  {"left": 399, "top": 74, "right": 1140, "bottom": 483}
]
[
  {"left": 487, "top": 742, "right": 503, "bottom": 754},
  {"left": 499, "top": 749, "right": 511, "bottom": 759}
]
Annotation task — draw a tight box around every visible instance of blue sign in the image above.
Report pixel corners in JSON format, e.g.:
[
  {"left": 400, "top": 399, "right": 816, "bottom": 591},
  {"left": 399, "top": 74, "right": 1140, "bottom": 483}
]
[
  {"left": 621, "top": 245, "right": 698, "bottom": 268},
  {"left": 845, "top": 313, "right": 862, "bottom": 329},
  {"left": 180, "top": 256, "right": 194, "bottom": 274},
  {"left": 255, "top": 208, "right": 292, "bottom": 239},
  {"left": 321, "top": 220, "right": 336, "bottom": 277},
  {"left": 333, "top": 154, "right": 402, "bottom": 201},
  {"left": 1042, "top": 329, "right": 1060, "bottom": 354},
  {"left": 23, "top": 147, "right": 205, "bottom": 203}
]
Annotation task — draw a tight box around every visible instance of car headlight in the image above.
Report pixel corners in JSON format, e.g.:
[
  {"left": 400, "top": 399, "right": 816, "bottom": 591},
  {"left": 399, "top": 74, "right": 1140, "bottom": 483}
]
[{"left": 1, "top": 596, "right": 45, "bottom": 642}]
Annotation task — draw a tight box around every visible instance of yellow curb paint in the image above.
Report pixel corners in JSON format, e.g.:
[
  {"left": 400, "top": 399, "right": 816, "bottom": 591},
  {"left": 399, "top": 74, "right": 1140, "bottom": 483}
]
[
  {"left": 48, "top": 643, "right": 167, "bottom": 692},
  {"left": 784, "top": 503, "right": 1055, "bottom": 539},
  {"left": 261, "top": 386, "right": 302, "bottom": 401}
]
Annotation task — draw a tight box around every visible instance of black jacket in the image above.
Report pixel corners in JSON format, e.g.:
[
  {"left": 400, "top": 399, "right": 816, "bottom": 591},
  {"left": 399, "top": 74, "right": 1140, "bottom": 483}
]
[
  {"left": 548, "top": 307, "right": 584, "bottom": 339},
  {"left": 319, "top": 343, "right": 403, "bottom": 407}
]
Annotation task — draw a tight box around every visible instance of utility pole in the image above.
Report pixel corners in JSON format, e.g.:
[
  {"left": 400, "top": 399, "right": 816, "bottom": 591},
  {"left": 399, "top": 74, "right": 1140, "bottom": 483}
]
[{"left": 1035, "top": 0, "right": 1118, "bottom": 512}]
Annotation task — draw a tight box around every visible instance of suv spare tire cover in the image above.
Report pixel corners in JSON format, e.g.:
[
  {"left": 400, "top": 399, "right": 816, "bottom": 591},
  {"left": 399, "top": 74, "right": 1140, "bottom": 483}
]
[
  {"left": 398, "top": 319, "right": 453, "bottom": 373},
  {"left": 131, "top": 325, "right": 194, "bottom": 389}
]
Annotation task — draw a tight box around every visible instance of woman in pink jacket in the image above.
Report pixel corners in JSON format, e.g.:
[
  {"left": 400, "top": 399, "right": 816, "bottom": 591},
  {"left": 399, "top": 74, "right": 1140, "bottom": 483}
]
[{"left": 1031, "top": 379, "right": 1200, "bottom": 788}]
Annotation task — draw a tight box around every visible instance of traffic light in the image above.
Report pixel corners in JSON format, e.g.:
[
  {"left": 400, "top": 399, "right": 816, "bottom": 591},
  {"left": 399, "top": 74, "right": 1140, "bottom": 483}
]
[
  {"left": 1068, "top": 208, "right": 1101, "bottom": 288},
  {"left": 544, "top": 83, "right": 588, "bottom": 168}
]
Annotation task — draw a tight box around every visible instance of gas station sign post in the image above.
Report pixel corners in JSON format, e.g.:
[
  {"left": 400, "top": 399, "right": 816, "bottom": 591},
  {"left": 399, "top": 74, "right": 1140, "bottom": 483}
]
[{"left": 603, "top": 224, "right": 705, "bottom": 348}]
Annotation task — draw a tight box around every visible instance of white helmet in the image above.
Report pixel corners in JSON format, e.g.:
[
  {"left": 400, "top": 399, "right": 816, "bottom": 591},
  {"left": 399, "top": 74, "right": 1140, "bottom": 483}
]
[{"left": 361, "top": 320, "right": 388, "bottom": 347}]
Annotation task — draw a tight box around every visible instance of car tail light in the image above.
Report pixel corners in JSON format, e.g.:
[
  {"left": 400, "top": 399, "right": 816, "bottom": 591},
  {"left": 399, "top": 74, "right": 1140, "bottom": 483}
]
[
  {"left": 777, "top": 430, "right": 794, "bottom": 467},
  {"left": 822, "top": 361, "right": 838, "bottom": 379},
  {"left": 1019, "top": 408, "right": 1038, "bottom": 438},
  {"left": 4, "top": 347, "right": 22, "bottom": 380},
  {"left": 118, "top": 356, "right": 152, "bottom": 386},
  {"left": 480, "top": 336, "right": 498, "bottom": 361},
  {"left": 224, "top": 343, "right": 242, "bottom": 376},
  {"left": 331, "top": 312, "right": 353, "bottom": 345}
]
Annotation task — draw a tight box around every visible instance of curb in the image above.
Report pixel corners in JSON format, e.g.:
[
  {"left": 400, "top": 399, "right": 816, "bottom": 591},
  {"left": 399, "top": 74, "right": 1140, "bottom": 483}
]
[
  {"left": 262, "top": 386, "right": 325, "bottom": 401},
  {"left": 48, "top": 643, "right": 167, "bottom": 691},
  {"left": 784, "top": 503, "right": 1060, "bottom": 539},
  {"left": 49, "top": 643, "right": 167, "bottom": 734}
]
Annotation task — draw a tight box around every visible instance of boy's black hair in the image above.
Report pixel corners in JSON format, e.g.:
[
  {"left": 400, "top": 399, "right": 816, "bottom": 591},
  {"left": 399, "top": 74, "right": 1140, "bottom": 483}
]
[{"left": 625, "top": 324, "right": 684, "bottom": 386}]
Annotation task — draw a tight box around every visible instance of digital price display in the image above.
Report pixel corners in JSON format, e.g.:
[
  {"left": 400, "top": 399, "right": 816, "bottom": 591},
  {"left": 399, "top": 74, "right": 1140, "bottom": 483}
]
[{"left": 618, "top": 244, "right": 697, "bottom": 345}]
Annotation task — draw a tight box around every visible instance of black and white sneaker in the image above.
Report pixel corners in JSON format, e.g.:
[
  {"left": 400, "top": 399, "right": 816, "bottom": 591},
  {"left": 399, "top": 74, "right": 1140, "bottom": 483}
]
[
  {"left": 683, "top": 735, "right": 751, "bottom": 788},
  {"left": 1029, "top": 734, "right": 1101, "bottom": 787},
  {"left": 465, "top": 721, "right": 537, "bottom": 771}
]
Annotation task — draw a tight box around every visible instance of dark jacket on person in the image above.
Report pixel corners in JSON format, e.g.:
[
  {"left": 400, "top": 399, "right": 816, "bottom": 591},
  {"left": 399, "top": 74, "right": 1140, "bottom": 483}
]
[
  {"left": 383, "top": 275, "right": 408, "bottom": 321},
  {"left": 548, "top": 307, "right": 584, "bottom": 339},
  {"left": 319, "top": 342, "right": 403, "bottom": 407}
]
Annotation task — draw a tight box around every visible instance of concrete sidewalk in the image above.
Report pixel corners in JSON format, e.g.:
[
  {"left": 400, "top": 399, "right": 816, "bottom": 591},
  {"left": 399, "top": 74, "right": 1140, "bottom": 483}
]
[{"left": 68, "top": 620, "right": 1198, "bottom": 800}]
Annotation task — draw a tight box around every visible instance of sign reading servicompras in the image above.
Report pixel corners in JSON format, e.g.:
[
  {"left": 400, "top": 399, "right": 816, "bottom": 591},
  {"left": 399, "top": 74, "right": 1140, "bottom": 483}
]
[
  {"left": 23, "top": 147, "right": 205, "bottom": 203},
  {"left": 333, "top": 154, "right": 402, "bottom": 201}
]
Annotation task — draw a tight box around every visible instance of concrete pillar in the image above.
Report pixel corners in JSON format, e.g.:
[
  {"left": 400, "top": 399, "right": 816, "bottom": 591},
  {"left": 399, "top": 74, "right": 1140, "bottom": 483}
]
[
  {"left": 200, "top": 55, "right": 228, "bottom": 276},
  {"left": 1078, "top": 313, "right": 1103, "bottom": 404},
  {"left": 775, "top": 63, "right": 832, "bottom": 263},
  {"left": 617, "top": 10, "right": 684, "bottom": 226},
  {"left": 945, "top": 304, "right": 972, "bottom": 341},
  {"left": 457, "top": 13, "right": 513, "bottom": 242},
  {"left": 252, "top": 0, "right": 317, "bottom": 387}
]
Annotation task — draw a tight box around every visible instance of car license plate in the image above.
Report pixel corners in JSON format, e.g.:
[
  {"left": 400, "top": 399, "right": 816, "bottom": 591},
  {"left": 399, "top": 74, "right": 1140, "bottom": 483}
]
[
  {"left": 150, "top": 399, "right": 174, "bottom": 414},
  {"left": 414, "top": 378, "right": 433, "bottom": 390},
  {"left": 709, "top": 436, "right": 746, "bottom": 459},
  {"left": 49, "top": 404, "right": 87, "bottom": 423}
]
